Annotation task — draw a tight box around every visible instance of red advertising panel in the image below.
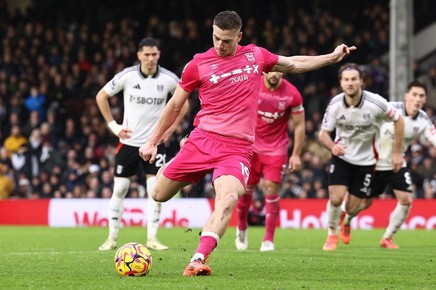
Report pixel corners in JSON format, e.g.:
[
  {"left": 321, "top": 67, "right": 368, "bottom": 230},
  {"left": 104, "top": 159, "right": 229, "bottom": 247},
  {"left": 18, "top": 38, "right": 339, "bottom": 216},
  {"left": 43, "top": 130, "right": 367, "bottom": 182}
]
[
  {"left": 270, "top": 199, "right": 436, "bottom": 229},
  {"left": 0, "top": 198, "right": 435, "bottom": 229},
  {"left": 0, "top": 199, "right": 49, "bottom": 225}
]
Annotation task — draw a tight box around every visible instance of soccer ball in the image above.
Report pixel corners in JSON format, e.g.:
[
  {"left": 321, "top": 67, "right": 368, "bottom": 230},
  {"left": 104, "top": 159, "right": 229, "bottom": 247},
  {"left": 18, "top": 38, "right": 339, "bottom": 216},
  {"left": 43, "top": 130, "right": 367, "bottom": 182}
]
[{"left": 114, "top": 242, "right": 153, "bottom": 277}]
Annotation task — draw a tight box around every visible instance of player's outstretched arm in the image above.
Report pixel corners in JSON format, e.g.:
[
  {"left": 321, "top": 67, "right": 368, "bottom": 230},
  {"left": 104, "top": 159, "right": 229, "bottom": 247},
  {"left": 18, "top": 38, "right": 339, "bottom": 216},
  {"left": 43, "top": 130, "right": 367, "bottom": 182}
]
[{"left": 274, "top": 44, "right": 357, "bottom": 74}]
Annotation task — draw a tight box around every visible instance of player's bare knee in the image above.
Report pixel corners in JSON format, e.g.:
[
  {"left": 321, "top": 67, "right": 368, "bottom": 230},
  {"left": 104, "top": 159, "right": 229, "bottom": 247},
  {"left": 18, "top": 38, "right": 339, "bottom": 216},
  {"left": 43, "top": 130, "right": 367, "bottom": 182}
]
[
  {"left": 396, "top": 191, "right": 413, "bottom": 206},
  {"left": 363, "top": 198, "right": 373, "bottom": 210},
  {"left": 151, "top": 189, "right": 167, "bottom": 202},
  {"left": 398, "top": 197, "right": 412, "bottom": 206},
  {"left": 329, "top": 196, "right": 343, "bottom": 207},
  {"left": 224, "top": 192, "right": 239, "bottom": 206}
]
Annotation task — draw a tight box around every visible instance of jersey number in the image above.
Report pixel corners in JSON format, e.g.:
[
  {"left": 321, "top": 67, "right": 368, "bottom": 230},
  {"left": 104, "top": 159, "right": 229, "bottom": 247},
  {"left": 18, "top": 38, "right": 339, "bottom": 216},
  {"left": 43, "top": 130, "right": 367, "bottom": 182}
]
[
  {"left": 404, "top": 171, "right": 412, "bottom": 185},
  {"left": 155, "top": 153, "right": 166, "bottom": 168},
  {"left": 363, "top": 173, "right": 372, "bottom": 196},
  {"left": 240, "top": 162, "right": 250, "bottom": 184}
]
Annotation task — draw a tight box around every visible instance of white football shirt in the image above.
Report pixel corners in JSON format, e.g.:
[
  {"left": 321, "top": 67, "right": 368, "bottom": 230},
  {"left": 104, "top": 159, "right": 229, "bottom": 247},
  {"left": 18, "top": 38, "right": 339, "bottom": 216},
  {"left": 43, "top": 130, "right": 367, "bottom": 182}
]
[
  {"left": 376, "top": 101, "right": 436, "bottom": 170},
  {"left": 103, "top": 65, "right": 179, "bottom": 147},
  {"left": 321, "top": 90, "right": 400, "bottom": 165}
]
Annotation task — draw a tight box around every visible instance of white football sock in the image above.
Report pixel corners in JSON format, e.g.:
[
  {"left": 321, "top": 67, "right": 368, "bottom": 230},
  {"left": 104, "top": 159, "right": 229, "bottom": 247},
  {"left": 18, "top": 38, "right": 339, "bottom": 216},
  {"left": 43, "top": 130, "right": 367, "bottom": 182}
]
[
  {"left": 340, "top": 199, "right": 346, "bottom": 212},
  {"left": 326, "top": 200, "right": 341, "bottom": 235},
  {"left": 108, "top": 177, "right": 130, "bottom": 240},
  {"left": 146, "top": 176, "right": 161, "bottom": 240},
  {"left": 383, "top": 203, "right": 410, "bottom": 239}
]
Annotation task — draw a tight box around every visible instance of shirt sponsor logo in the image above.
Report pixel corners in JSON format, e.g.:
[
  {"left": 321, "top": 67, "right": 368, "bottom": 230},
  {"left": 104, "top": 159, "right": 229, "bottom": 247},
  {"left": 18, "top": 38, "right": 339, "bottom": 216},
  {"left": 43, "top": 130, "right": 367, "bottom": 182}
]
[
  {"left": 343, "top": 124, "right": 372, "bottom": 131},
  {"left": 208, "top": 64, "right": 259, "bottom": 84},
  {"left": 129, "top": 95, "right": 165, "bottom": 105},
  {"left": 258, "top": 110, "right": 285, "bottom": 122}
]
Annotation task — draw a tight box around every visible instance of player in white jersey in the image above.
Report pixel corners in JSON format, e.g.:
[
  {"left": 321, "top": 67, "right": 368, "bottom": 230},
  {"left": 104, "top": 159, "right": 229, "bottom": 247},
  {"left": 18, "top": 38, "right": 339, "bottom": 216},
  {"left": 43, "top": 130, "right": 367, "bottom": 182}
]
[
  {"left": 139, "top": 11, "right": 356, "bottom": 276},
  {"left": 339, "top": 81, "right": 435, "bottom": 249},
  {"left": 96, "top": 38, "right": 188, "bottom": 251},
  {"left": 318, "top": 63, "right": 404, "bottom": 251}
]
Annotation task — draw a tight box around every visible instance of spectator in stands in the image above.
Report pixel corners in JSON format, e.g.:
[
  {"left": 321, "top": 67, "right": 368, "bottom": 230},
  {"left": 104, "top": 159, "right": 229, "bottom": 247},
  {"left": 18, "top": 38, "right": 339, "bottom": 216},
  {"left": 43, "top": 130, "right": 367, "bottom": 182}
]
[
  {"left": 0, "top": 147, "right": 11, "bottom": 168},
  {"left": 8, "top": 98, "right": 28, "bottom": 128},
  {"left": 22, "top": 111, "right": 41, "bottom": 140},
  {"left": 423, "top": 176, "right": 436, "bottom": 199},
  {"left": 0, "top": 163, "right": 15, "bottom": 199},
  {"left": 10, "top": 143, "right": 33, "bottom": 180},
  {"left": 30, "top": 176, "right": 42, "bottom": 196},
  {"left": 127, "top": 182, "right": 142, "bottom": 198},
  {"left": 39, "top": 122, "right": 57, "bottom": 146},
  {"left": 60, "top": 118, "right": 80, "bottom": 146},
  {"left": 280, "top": 173, "right": 302, "bottom": 198},
  {"left": 4, "top": 125, "right": 28, "bottom": 159},
  {"left": 45, "top": 107, "right": 64, "bottom": 140},
  {"left": 100, "top": 186, "right": 112, "bottom": 198},
  {"left": 38, "top": 138, "right": 63, "bottom": 173},
  {"left": 0, "top": 97, "right": 8, "bottom": 140},
  {"left": 65, "top": 169, "right": 81, "bottom": 193},
  {"left": 48, "top": 174, "right": 61, "bottom": 195},
  {"left": 41, "top": 182, "right": 54, "bottom": 198},
  {"left": 98, "top": 170, "right": 113, "bottom": 193},
  {"left": 416, "top": 157, "right": 436, "bottom": 182},
  {"left": 15, "top": 177, "right": 32, "bottom": 199},
  {"left": 24, "top": 85, "right": 46, "bottom": 122},
  {"left": 27, "top": 128, "right": 43, "bottom": 176}
]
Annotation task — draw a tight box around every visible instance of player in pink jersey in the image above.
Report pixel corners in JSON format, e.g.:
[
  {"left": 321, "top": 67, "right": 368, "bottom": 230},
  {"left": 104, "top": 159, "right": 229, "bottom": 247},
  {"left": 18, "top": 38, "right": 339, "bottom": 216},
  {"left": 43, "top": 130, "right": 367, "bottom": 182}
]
[
  {"left": 235, "top": 72, "right": 304, "bottom": 252},
  {"left": 139, "top": 10, "right": 356, "bottom": 276}
]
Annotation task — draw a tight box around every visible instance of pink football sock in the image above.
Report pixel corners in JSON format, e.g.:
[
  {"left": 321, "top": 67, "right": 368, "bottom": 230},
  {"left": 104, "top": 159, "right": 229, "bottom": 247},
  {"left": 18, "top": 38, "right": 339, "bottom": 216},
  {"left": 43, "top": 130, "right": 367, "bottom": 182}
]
[
  {"left": 194, "top": 233, "right": 218, "bottom": 260},
  {"left": 236, "top": 189, "right": 253, "bottom": 231},
  {"left": 264, "top": 194, "right": 280, "bottom": 242}
]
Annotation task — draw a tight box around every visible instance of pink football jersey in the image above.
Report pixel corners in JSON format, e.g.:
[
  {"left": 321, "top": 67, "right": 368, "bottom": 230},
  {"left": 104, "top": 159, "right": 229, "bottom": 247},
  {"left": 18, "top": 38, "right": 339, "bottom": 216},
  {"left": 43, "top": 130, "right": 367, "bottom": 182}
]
[
  {"left": 179, "top": 44, "right": 278, "bottom": 143},
  {"left": 253, "top": 76, "right": 304, "bottom": 155}
]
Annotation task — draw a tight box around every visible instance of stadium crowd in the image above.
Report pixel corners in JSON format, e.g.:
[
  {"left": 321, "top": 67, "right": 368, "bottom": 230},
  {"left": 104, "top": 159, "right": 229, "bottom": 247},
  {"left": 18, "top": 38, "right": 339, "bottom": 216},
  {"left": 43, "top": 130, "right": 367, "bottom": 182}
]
[{"left": 1, "top": 0, "right": 436, "bottom": 200}]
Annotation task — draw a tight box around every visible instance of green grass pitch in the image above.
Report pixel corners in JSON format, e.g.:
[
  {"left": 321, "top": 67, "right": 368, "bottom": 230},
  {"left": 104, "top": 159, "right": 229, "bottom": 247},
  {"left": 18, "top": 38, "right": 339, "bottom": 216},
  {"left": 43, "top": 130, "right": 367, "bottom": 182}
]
[{"left": 1, "top": 226, "right": 435, "bottom": 289}]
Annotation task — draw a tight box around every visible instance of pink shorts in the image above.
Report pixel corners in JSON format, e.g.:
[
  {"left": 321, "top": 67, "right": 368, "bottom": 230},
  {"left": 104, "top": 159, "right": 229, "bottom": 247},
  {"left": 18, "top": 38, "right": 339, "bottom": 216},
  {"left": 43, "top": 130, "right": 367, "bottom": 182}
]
[
  {"left": 163, "top": 128, "right": 253, "bottom": 188},
  {"left": 247, "top": 152, "right": 287, "bottom": 185}
]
